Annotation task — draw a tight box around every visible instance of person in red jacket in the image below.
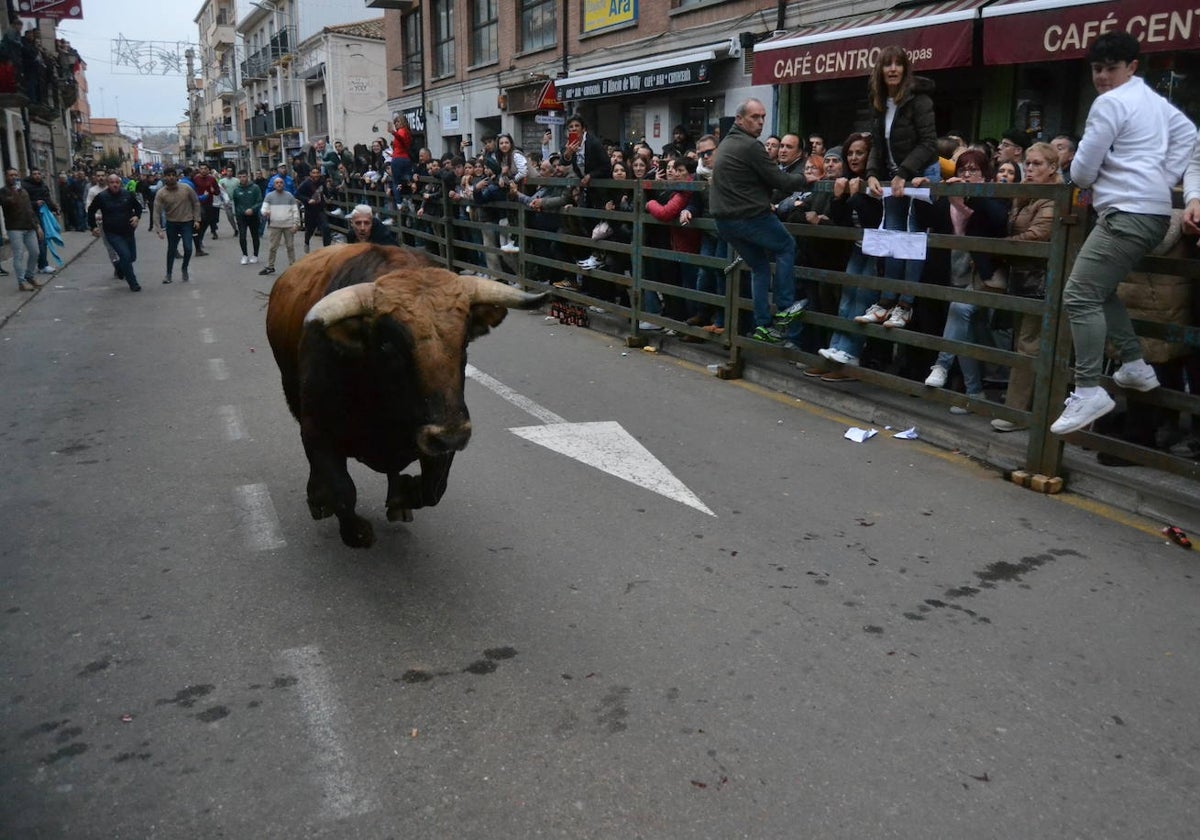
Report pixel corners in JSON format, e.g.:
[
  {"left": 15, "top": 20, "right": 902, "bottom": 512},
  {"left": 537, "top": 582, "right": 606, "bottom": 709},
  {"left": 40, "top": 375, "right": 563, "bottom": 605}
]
[
  {"left": 643, "top": 156, "right": 702, "bottom": 329},
  {"left": 389, "top": 114, "right": 413, "bottom": 203}
]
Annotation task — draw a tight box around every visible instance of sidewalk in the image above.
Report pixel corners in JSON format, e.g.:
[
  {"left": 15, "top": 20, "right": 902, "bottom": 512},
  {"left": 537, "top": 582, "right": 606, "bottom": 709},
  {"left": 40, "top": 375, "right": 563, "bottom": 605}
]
[{"left": 1, "top": 229, "right": 99, "bottom": 329}]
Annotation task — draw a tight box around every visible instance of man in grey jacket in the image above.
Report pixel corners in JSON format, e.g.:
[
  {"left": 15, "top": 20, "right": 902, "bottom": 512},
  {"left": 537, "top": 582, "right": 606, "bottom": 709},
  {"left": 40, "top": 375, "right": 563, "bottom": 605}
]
[{"left": 710, "top": 98, "right": 812, "bottom": 345}]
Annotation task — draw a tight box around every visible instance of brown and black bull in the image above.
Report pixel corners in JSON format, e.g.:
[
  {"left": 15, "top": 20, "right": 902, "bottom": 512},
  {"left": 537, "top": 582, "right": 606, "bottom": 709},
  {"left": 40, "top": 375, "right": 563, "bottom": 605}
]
[{"left": 265, "top": 243, "right": 546, "bottom": 547}]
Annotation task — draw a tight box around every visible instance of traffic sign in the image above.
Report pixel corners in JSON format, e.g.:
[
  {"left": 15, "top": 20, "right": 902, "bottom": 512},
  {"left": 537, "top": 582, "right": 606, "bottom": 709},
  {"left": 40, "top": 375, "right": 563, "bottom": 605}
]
[{"left": 535, "top": 114, "right": 565, "bottom": 125}]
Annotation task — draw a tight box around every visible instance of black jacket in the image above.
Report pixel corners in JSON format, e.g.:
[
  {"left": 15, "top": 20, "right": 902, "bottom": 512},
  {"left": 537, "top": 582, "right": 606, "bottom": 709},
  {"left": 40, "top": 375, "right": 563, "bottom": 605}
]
[
  {"left": 87, "top": 188, "right": 142, "bottom": 235},
  {"left": 22, "top": 177, "right": 58, "bottom": 213},
  {"left": 867, "top": 77, "right": 938, "bottom": 182}
]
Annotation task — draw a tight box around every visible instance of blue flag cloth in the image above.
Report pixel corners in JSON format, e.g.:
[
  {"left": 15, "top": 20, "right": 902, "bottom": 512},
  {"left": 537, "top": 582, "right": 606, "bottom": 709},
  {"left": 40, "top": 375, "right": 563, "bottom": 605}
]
[{"left": 39, "top": 204, "right": 64, "bottom": 267}]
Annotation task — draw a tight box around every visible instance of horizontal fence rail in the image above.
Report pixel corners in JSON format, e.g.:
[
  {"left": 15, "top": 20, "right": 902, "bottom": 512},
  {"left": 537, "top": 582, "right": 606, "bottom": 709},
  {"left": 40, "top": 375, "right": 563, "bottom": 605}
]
[{"left": 324, "top": 175, "right": 1200, "bottom": 486}]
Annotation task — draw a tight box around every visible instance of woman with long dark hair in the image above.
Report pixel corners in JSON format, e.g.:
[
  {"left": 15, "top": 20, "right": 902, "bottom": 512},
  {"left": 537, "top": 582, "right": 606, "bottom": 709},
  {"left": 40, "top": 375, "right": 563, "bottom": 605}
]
[
  {"left": 854, "top": 45, "right": 939, "bottom": 330},
  {"left": 811, "top": 132, "right": 883, "bottom": 377}
]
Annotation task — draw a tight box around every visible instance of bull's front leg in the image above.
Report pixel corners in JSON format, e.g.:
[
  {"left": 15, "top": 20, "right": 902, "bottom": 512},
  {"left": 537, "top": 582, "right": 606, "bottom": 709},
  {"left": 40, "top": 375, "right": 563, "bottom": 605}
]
[
  {"left": 386, "top": 454, "right": 454, "bottom": 522},
  {"left": 302, "top": 434, "right": 374, "bottom": 548}
]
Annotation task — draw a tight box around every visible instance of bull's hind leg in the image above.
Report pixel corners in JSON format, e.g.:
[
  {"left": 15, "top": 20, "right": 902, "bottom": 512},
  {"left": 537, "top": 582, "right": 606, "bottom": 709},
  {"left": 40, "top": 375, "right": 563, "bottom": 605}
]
[
  {"left": 304, "top": 442, "right": 374, "bottom": 548},
  {"left": 386, "top": 454, "right": 454, "bottom": 522}
]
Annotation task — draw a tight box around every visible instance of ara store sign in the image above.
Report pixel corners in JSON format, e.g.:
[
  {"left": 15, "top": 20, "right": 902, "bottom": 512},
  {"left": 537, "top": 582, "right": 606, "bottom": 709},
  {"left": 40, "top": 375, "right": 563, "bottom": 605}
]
[
  {"left": 558, "top": 60, "right": 710, "bottom": 101},
  {"left": 17, "top": 0, "right": 82, "bottom": 18}
]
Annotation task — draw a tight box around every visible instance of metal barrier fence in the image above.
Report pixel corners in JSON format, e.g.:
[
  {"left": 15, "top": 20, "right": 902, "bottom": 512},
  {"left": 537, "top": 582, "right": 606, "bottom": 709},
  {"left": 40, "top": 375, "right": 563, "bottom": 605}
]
[{"left": 329, "top": 177, "right": 1200, "bottom": 487}]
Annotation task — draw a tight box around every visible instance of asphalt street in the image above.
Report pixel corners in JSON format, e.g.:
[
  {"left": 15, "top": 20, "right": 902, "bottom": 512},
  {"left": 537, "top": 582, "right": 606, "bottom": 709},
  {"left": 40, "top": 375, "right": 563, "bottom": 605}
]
[{"left": 1, "top": 229, "right": 1198, "bottom": 839}]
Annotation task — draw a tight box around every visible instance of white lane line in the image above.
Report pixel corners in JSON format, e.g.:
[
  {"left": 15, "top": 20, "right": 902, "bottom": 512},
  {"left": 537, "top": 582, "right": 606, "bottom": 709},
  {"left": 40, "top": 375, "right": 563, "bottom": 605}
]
[
  {"left": 232, "top": 483, "right": 286, "bottom": 551},
  {"left": 280, "top": 645, "right": 376, "bottom": 820},
  {"left": 217, "top": 405, "right": 246, "bottom": 441},
  {"left": 466, "top": 364, "right": 566, "bottom": 424},
  {"left": 200, "top": 327, "right": 216, "bottom": 344},
  {"left": 207, "top": 358, "right": 229, "bottom": 381}
]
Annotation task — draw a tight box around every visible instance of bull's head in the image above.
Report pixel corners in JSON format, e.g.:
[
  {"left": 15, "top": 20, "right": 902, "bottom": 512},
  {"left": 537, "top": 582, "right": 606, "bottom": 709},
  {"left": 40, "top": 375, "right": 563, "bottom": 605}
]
[{"left": 303, "top": 270, "right": 545, "bottom": 456}]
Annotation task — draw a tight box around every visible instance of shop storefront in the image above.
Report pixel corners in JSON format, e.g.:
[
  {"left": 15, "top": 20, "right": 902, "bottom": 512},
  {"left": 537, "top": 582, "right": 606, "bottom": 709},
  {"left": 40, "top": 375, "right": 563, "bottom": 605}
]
[
  {"left": 755, "top": 0, "right": 1200, "bottom": 151},
  {"left": 982, "top": 0, "right": 1200, "bottom": 132},
  {"left": 554, "top": 41, "right": 738, "bottom": 151},
  {"left": 752, "top": 0, "right": 1000, "bottom": 150}
]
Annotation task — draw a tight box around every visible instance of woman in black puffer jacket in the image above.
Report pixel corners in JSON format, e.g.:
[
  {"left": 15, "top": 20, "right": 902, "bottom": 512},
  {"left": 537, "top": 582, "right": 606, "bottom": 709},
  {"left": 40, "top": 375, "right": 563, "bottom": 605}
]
[{"left": 854, "top": 45, "right": 939, "bottom": 331}]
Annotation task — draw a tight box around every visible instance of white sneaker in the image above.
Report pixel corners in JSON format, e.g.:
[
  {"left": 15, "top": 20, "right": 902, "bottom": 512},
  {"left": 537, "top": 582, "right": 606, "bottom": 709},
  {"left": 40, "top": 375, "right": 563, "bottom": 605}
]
[
  {"left": 39, "top": 267, "right": 55, "bottom": 274},
  {"left": 1050, "top": 390, "right": 1116, "bottom": 435},
  {"left": 500, "top": 242, "right": 520, "bottom": 254},
  {"left": 991, "top": 418, "right": 1026, "bottom": 432},
  {"left": 818, "top": 347, "right": 859, "bottom": 365},
  {"left": 638, "top": 321, "right": 662, "bottom": 331},
  {"left": 1113, "top": 362, "right": 1160, "bottom": 392},
  {"left": 578, "top": 256, "right": 601, "bottom": 270},
  {"left": 240, "top": 255, "right": 249, "bottom": 265},
  {"left": 883, "top": 305, "right": 913, "bottom": 329},
  {"left": 924, "top": 365, "right": 949, "bottom": 388},
  {"left": 854, "top": 303, "right": 890, "bottom": 324},
  {"left": 249, "top": 256, "right": 259, "bottom": 264}
]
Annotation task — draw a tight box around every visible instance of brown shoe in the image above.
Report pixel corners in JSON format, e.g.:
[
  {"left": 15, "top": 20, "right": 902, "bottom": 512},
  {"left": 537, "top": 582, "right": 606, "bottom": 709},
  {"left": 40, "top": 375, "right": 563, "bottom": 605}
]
[
  {"left": 18, "top": 281, "right": 35, "bottom": 291},
  {"left": 685, "top": 314, "right": 707, "bottom": 326},
  {"left": 701, "top": 324, "right": 725, "bottom": 335},
  {"left": 802, "top": 366, "right": 830, "bottom": 378},
  {"left": 820, "top": 370, "right": 859, "bottom": 382}
]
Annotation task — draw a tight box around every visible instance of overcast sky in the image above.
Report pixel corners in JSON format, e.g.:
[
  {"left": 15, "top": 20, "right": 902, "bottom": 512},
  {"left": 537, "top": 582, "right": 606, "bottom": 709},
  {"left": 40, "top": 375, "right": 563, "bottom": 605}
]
[{"left": 54, "top": 0, "right": 204, "bottom": 135}]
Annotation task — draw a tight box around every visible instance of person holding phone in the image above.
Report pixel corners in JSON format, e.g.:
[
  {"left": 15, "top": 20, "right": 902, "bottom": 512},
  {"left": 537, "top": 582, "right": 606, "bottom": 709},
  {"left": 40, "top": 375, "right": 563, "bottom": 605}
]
[{"left": 561, "top": 114, "right": 610, "bottom": 209}]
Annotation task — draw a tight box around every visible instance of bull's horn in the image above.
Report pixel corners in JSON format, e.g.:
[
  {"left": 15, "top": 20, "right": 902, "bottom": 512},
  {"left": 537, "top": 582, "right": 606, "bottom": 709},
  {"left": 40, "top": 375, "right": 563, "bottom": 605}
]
[
  {"left": 460, "top": 275, "right": 548, "bottom": 309},
  {"left": 303, "top": 283, "right": 376, "bottom": 326}
]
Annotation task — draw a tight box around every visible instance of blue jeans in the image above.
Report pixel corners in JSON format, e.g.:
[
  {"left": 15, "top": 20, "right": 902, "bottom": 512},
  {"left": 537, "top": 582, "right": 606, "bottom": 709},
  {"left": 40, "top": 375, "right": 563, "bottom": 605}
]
[
  {"left": 934, "top": 301, "right": 990, "bottom": 396},
  {"left": 165, "top": 220, "right": 194, "bottom": 277},
  {"left": 827, "top": 246, "right": 878, "bottom": 358},
  {"left": 880, "top": 162, "right": 940, "bottom": 306},
  {"left": 391, "top": 157, "right": 413, "bottom": 201},
  {"left": 9, "top": 228, "right": 39, "bottom": 283},
  {"left": 696, "top": 233, "right": 728, "bottom": 327},
  {"left": 715, "top": 213, "right": 800, "bottom": 336},
  {"left": 105, "top": 232, "right": 139, "bottom": 289}
]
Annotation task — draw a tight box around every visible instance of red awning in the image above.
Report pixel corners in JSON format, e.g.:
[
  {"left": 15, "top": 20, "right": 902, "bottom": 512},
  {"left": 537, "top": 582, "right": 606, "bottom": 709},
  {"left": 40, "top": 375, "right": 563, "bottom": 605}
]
[
  {"left": 752, "top": 0, "right": 988, "bottom": 86},
  {"left": 983, "top": 0, "right": 1200, "bottom": 65}
]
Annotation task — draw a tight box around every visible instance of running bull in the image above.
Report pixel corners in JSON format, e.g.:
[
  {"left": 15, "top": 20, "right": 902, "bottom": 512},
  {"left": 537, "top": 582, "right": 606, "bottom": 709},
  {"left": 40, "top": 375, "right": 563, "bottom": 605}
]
[{"left": 265, "top": 243, "right": 545, "bottom": 547}]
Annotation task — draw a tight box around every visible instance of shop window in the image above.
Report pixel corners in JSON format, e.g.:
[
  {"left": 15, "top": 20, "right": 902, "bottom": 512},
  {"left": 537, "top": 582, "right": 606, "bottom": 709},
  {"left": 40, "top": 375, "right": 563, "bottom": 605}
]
[
  {"left": 520, "top": 0, "right": 556, "bottom": 53},
  {"left": 401, "top": 10, "right": 422, "bottom": 88},
  {"left": 471, "top": 0, "right": 498, "bottom": 66},
  {"left": 432, "top": 0, "right": 455, "bottom": 78}
]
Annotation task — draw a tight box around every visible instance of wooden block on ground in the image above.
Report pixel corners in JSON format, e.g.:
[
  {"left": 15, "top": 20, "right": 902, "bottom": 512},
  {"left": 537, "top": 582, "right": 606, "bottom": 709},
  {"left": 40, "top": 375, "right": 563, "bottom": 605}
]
[
  {"left": 1010, "top": 470, "right": 1032, "bottom": 487},
  {"left": 1030, "top": 474, "right": 1064, "bottom": 494}
]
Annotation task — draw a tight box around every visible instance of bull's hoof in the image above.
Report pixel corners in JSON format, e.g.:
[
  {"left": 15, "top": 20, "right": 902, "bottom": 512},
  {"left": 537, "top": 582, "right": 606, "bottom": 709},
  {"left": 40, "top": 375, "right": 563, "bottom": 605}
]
[
  {"left": 308, "top": 499, "right": 335, "bottom": 520},
  {"left": 387, "top": 504, "right": 414, "bottom": 523},
  {"left": 339, "top": 516, "right": 375, "bottom": 548}
]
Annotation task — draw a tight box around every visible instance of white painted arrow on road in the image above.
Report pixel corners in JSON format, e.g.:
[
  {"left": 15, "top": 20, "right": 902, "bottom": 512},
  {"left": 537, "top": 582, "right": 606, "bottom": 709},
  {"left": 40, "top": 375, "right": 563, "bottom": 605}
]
[{"left": 467, "top": 365, "right": 714, "bottom": 516}]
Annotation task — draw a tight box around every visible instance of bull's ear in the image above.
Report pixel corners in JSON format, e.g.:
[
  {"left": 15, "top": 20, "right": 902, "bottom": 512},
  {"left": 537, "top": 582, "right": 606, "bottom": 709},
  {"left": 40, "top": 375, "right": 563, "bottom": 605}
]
[
  {"left": 467, "top": 303, "right": 508, "bottom": 341},
  {"left": 323, "top": 316, "right": 370, "bottom": 358}
]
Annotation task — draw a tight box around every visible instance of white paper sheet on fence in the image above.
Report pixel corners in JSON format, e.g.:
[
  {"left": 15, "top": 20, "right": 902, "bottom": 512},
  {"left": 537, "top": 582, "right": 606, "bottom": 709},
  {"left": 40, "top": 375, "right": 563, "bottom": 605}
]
[{"left": 861, "top": 228, "right": 928, "bottom": 260}]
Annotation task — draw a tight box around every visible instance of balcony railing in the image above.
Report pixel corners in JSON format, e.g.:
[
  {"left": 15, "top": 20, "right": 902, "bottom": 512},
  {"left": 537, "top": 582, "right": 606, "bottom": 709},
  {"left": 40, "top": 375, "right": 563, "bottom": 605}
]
[
  {"left": 269, "top": 27, "right": 295, "bottom": 62},
  {"left": 240, "top": 52, "right": 270, "bottom": 81},
  {"left": 244, "top": 113, "right": 272, "bottom": 140},
  {"left": 212, "top": 126, "right": 240, "bottom": 147},
  {"left": 243, "top": 101, "right": 300, "bottom": 139},
  {"left": 273, "top": 101, "right": 300, "bottom": 133}
]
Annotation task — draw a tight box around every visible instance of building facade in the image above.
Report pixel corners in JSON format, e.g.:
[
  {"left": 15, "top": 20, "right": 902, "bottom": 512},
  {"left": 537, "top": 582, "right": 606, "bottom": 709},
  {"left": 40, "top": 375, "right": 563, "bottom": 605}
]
[
  {"left": 295, "top": 19, "right": 388, "bottom": 150},
  {"left": 381, "top": 0, "right": 1200, "bottom": 160},
  {"left": 236, "top": 0, "right": 379, "bottom": 172},
  {"left": 192, "top": 0, "right": 244, "bottom": 170}
]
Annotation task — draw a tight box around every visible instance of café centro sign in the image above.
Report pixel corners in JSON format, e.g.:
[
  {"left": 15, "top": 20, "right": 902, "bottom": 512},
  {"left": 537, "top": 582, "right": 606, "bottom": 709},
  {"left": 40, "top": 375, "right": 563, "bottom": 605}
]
[
  {"left": 983, "top": 0, "right": 1200, "bottom": 64},
  {"left": 752, "top": 18, "right": 974, "bottom": 85}
]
